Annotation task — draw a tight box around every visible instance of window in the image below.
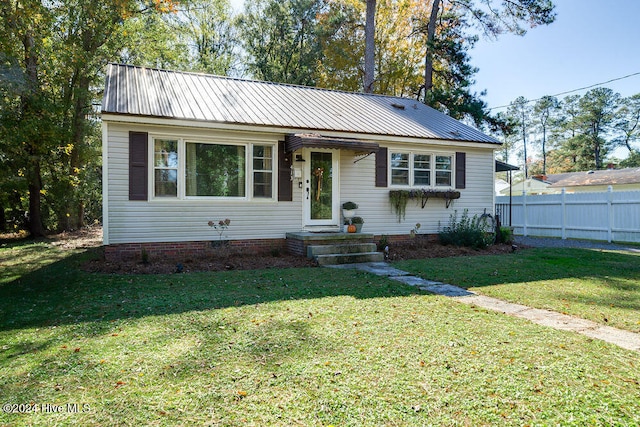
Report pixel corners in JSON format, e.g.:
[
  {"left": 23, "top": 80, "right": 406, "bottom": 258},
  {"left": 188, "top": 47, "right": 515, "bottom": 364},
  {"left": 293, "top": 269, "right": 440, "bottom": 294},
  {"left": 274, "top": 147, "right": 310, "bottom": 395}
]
[
  {"left": 390, "top": 153, "right": 409, "bottom": 185},
  {"left": 390, "top": 152, "right": 452, "bottom": 188},
  {"left": 435, "top": 155, "right": 452, "bottom": 186},
  {"left": 151, "top": 137, "right": 275, "bottom": 200},
  {"left": 186, "top": 143, "right": 246, "bottom": 197},
  {"left": 154, "top": 139, "right": 178, "bottom": 197},
  {"left": 253, "top": 145, "right": 273, "bottom": 198},
  {"left": 413, "top": 154, "right": 431, "bottom": 186}
]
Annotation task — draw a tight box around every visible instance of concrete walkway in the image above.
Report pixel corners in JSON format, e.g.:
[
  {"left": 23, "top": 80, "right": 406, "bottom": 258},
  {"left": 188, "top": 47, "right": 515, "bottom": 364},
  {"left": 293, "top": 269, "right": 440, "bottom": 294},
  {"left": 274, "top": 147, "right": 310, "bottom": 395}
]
[{"left": 329, "top": 262, "right": 640, "bottom": 352}]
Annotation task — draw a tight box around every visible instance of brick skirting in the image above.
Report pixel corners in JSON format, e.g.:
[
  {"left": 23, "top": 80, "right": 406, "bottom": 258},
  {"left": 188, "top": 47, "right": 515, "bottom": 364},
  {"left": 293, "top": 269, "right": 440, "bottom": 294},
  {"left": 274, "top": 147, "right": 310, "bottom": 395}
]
[{"left": 104, "top": 238, "right": 287, "bottom": 262}]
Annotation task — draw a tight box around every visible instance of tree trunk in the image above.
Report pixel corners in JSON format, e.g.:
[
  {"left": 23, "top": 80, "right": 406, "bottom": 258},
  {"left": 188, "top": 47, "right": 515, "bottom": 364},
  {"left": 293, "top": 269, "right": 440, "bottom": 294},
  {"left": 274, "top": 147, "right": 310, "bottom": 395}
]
[
  {"left": 363, "top": 0, "right": 376, "bottom": 93},
  {"left": 0, "top": 200, "right": 6, "bottom": 232},
  {"left": 542, "top": 127, "right": 546, "bottom": 174},
  {"left": 27, "top": 161, "right": 46, "bottom": 237},
  {"left": 23, "top": 31, "right": 46, "bottom": 237},
  {"left": 423, "top": 0, "right": 441, "bottom": 97}
]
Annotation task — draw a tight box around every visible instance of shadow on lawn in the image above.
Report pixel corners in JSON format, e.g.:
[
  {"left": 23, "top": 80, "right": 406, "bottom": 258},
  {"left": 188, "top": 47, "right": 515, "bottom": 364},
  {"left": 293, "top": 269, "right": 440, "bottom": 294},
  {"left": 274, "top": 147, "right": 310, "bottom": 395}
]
[{"left": 0, "top": 248, "right": 423, "bottom": 332}]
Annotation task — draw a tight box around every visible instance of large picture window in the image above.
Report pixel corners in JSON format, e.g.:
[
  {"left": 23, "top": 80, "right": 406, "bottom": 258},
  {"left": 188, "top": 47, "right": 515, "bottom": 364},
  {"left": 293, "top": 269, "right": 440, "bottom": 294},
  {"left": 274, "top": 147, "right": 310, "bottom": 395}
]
[
  {"left": 151, "top": 137, "right": 275, "bottom": 200},
  {"left": 186, "top": 143, "right": 246, "bottom": 197},
  {"left": 390, "top": 151, "right": 452, "bottom": 188}
]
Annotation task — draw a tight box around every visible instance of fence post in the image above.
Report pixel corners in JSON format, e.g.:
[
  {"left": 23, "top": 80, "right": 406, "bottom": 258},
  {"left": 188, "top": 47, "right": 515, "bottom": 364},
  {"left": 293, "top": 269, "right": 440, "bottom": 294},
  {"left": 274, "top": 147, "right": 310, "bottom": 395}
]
[
  {"left": 561, "top": 188, "right": 567, "bottom": 240},
  {"left": 607, "top": 185, "right": 613, "bottom": 243},
  {"left": 522, "top": 190, "right": 528, "bottom": 237}
]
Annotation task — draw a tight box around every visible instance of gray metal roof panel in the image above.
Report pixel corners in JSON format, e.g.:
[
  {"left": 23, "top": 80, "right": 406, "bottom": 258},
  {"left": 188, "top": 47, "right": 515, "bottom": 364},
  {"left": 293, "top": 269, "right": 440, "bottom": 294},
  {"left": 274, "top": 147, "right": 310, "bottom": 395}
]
[{"left": 102, "top": 63, "right": 500, "bottom": 144}]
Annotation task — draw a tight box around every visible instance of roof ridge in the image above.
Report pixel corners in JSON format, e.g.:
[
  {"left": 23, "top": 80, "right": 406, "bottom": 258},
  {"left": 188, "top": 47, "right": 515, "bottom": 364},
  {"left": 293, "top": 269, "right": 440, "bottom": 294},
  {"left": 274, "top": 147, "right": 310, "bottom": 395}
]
[{"left": 107, "top": 62, "right": 420, "bottom": 103}]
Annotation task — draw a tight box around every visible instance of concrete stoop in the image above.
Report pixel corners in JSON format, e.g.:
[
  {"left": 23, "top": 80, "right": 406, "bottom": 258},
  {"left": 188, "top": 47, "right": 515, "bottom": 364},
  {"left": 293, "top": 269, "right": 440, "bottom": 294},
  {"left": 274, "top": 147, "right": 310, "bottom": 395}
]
[{"left": 308, "top": 243, "right": 384, "bottom": 266}]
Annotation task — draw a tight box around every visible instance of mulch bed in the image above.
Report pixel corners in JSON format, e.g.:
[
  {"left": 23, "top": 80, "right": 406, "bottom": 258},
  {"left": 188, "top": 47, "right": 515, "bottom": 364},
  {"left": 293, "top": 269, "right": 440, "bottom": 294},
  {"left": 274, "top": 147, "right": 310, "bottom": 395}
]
[
  {"left": 82, "top": 239, "right": 517, "bottom": 275},
  {"left": 3, "top": 226, "right": 517, "bottom": 274}
]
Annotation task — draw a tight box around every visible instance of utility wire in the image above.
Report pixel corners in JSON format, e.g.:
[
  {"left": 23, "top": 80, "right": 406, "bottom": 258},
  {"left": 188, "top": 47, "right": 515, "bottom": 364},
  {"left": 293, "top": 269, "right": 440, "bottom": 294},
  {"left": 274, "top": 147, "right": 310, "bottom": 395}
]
[{"left": 488, "top": 71, "right": 640, "bottom": 111}]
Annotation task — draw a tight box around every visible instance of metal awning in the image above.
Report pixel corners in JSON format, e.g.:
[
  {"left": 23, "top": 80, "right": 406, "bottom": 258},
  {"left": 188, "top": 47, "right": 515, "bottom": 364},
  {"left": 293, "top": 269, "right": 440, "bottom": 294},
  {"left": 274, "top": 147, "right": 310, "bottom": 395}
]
[
  {"left": 285, "top": 133, "right": 380, "bottom": 152},
  {"left": 495, "top": 160, "right": 519, "bottom": 172}
]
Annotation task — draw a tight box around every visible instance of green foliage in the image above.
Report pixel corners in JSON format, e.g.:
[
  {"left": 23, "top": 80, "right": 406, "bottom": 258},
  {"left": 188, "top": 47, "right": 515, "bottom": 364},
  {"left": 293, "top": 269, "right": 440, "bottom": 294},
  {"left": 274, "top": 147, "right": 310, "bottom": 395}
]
[
  {"left": 438, "top": 210, "right": 492, "bottom": 249},
  {"left": 351, "top": 216, "right": 364, "bottom": 224},
  {"left": 238, "top": 0, "right": 325, "bottom": 85},
  {"left": 341, "top": 201, "right": 358, "bottom": 210},
  {"left": 497, "top": 226, "right": 514, "bottom": 244},
  {"left": 389, "top": 190, "right": 409, "bottom": 223},
  {"left": 2, "top": 239, "right": 640, "bottom": 425}
]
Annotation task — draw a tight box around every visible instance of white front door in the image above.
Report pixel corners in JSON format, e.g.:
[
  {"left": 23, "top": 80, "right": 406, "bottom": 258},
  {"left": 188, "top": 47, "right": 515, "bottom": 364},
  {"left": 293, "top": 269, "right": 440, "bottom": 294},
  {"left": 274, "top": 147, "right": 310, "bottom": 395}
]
[{"left": 303, "top": 149, "right": 340, "bottom": 229}]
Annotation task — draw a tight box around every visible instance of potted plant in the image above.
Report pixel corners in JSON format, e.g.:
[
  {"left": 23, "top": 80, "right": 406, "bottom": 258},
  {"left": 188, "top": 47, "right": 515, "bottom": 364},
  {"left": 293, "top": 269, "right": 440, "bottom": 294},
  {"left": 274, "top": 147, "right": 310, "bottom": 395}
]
[
  {"left": 342, "top": 201, "right": 358, "bottom": 220},
  {"left": 351, "top": 216, "right": 364, "bottom": 233}
]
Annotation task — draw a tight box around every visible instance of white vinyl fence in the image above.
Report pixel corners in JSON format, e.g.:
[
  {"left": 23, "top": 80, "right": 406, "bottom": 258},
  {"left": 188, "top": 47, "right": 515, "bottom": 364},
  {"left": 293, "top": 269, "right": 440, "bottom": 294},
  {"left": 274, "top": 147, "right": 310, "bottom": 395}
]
[{"left": 495, "top": 187, "right": 640, "bottom": 243}]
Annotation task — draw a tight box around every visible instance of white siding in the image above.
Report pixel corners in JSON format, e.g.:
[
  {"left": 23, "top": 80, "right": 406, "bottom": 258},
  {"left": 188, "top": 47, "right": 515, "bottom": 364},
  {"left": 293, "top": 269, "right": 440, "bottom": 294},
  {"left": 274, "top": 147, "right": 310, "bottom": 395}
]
[
  {"left": 105, "top": 122, "right": 303, "bottom": 244},
  {"left": 339, "top": 146, "right": 495, "bottom": 236},
  {"left": 106, "top": 121, "right": 496, "bottom": 244}
]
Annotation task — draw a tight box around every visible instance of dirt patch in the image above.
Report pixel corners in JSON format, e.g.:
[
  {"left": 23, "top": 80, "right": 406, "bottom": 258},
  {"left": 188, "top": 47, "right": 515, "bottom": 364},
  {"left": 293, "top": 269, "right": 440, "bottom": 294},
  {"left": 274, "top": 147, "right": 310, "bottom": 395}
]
[{"left": 4, "top": 226, "right": 518, "bottom": 274}]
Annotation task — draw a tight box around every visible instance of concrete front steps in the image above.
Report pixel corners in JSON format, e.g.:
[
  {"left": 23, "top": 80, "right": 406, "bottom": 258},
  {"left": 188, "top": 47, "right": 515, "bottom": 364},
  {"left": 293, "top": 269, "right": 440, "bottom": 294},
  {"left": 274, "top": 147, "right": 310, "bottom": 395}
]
[
  {"left": 285, "top": 232, "right": 384, "bottom": 266},
  {"left": 308, "top": 243, "right": 384, "bottom": 266}
]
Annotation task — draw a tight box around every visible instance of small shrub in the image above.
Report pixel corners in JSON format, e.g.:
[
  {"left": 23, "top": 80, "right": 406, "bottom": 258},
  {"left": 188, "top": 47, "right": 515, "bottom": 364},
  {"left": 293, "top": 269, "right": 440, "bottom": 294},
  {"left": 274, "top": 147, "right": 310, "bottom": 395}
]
[
  {"left": 438, "top": 210, "right": 492, "bottom": 249},
  {"left": 377, "top": 234, "right": 389, "bottom": 251},
  {"left": 342, "top": 201, "right": 358, "bottom": 210},
  {"left": 497, "top": 226, "right": 514, "bottom": 244},
  {"left": 140, "top": 248, "right": 150, "bottom": 265}
]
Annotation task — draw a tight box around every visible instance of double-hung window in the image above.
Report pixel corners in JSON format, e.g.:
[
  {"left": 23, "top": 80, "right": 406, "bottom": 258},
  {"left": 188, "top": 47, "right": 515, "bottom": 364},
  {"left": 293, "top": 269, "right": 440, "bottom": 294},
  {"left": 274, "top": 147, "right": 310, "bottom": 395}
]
[
  {"left": 151, "top": 137, "right": 276, "bottom": 200},
  {"left": 390, "top": 151, "right": 453, "bottom": 187},
  {"left": 154, "top": 139, "right": 179, "bottom": 197}
]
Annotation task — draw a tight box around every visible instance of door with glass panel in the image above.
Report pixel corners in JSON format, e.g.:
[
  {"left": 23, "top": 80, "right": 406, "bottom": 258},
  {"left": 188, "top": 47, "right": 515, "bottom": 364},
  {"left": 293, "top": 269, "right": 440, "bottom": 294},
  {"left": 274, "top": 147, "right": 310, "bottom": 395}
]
[{"left": 304, "top": 149, "right": 340, "bottom": 227}]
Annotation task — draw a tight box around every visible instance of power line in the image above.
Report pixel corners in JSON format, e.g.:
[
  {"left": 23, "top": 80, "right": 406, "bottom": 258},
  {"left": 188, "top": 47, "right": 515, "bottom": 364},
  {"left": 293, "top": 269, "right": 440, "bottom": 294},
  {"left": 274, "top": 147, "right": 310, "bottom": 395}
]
[{"left": 488, "top": 71, "right": 640, "bottom": 111}]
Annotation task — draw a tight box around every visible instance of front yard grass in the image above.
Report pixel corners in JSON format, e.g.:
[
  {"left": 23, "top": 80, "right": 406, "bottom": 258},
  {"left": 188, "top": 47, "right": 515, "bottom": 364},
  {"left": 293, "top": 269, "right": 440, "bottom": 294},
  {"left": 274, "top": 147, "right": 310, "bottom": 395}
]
[
  {"left": 394, "top": 247, "right": 640, "bottom": 333},
  {"left": 1, "top": 240, "right": 639, "bottom": 426}
]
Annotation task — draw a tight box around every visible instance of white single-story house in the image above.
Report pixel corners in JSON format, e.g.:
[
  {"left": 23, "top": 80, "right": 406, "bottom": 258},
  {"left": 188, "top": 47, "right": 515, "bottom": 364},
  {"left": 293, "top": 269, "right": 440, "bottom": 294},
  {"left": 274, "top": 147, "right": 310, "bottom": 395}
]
[
  {"left": 101, "top": 64, "right": 501, "bottom": 260},
  {"left": 500, "top": 168, "right": 640, "bottom": 196}
]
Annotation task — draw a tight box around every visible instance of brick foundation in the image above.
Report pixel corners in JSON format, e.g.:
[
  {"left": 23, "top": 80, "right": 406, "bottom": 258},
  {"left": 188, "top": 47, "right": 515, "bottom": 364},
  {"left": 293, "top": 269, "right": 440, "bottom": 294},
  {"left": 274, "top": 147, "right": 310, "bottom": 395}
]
[{"left": 104, "top": 238, "right": 287, "bottom": 262}]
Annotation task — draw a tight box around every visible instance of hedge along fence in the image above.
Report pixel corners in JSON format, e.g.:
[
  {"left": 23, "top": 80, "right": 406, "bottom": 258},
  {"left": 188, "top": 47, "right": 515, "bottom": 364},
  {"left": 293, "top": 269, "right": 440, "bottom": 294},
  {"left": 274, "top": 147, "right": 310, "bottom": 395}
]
[{"left": 496, "top": 187, "right": 640, "bottom": 243}]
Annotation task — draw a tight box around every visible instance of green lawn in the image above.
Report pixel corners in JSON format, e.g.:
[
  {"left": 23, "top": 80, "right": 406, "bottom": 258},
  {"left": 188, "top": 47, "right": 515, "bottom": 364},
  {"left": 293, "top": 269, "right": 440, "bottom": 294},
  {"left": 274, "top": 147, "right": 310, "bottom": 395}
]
[
  {"left": 1, "top": 240, "right": 639, "bottom": 426},
  {"left": 395, "top": 247, "right": 640, "bottom": 333}
]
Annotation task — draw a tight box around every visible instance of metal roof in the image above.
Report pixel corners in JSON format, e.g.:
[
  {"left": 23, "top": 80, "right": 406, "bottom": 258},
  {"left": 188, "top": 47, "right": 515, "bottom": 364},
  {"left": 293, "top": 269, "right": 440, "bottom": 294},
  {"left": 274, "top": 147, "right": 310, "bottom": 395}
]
[
  {"left": 102, "top": 63, "right": 500, "bottom": 145},
  {"left": 544, "top": 168, "right": 640, "bottom": 188}
]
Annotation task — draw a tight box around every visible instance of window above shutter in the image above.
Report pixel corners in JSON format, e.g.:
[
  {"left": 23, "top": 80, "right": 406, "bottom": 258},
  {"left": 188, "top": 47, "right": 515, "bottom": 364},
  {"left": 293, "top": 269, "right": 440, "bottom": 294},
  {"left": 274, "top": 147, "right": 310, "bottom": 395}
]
[{"left": 129, "top": 131, "right": 148, "bottom": 200}]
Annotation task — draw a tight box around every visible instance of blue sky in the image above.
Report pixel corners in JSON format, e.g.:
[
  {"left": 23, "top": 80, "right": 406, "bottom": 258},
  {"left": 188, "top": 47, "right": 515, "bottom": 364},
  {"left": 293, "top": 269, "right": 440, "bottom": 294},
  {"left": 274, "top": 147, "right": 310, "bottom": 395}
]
[
  {"left": 471, "top": 0, "right": 640, "bottom": 111},
  {"left": 230, "top": 0, "right": 640, "bottom": 108}
]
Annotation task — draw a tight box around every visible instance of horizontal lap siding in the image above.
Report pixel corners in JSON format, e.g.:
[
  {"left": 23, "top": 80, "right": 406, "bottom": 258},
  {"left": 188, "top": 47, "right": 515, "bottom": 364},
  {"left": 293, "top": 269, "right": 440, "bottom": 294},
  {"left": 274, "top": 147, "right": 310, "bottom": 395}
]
[
  {"left": 339, "top": 147, "right": 495, "bottom": 236},
  {"left": 106, "top": 123, "right": 302, "bottom": 244}
]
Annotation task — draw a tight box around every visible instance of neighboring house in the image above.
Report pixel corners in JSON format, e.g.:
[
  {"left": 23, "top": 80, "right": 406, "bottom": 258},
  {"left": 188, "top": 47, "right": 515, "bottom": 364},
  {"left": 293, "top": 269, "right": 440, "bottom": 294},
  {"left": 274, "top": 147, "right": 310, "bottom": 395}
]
[
  {"left": 101, "top": 64, "right": 501, "bottom": 260},
  {"left": 500, "top": 168, "right": 640, "bottom": 196}
]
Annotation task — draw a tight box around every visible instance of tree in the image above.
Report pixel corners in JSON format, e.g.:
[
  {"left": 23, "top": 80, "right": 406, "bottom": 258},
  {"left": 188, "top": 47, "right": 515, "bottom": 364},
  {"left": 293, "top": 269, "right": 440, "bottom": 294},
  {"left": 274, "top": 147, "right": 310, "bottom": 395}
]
[
  {"left": 238, "top": 0, "right": 325, "bottom": 85},
  {"left": 574, "top": 88, "right": 620, "bottom": 169},
  {"left": 363, "top": 0, "right": 376, "bottom": 93},
  {"left": 176, "top": 0, "right": 238, "bottom": 75},
  {"left": 0, "top": 0, "right": 180, "bottom": 235},
  {"left": 614, "top": 94, "right": 640, "bottom": 155},
  {"left": 417, "top": 0, "right": 555, "bottom": 124},
  {"left": 317, "top": 0, "right": 427, "bottom": 97},
  {"left": 507, "top": 96, "right": 532, "bottom": 178},
  {"left": 531, "top": 95, "right": 560, "bottom": 174}
]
